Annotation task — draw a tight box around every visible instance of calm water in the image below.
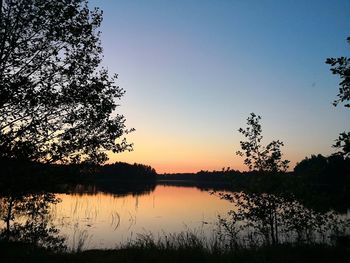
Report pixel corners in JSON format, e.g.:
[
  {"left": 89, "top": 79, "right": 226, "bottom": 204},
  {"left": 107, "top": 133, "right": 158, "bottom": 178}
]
[
  {"left": 51, "top": 185, "right": 232, "bottom": 249},
  {"left": 2, "top": 185, "right": 348, "bottom": 249}
]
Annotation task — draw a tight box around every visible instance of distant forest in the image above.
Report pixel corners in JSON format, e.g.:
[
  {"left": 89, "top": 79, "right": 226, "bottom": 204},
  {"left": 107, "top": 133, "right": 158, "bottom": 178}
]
[{"left": 1, "top": 153, "right": 349, "bottom": 213}]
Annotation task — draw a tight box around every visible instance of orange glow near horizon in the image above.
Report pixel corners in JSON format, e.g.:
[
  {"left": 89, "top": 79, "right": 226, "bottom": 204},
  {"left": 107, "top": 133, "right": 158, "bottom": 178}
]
[
  {"left": 106, "top": 127, "right": 327, "bottom": 174},
  {"left": 107, "top": 136, "right": 248, "bottom": 173},
  {"left": 108, "top": 155, "right": 246, "bottom": 174},
  {"left": 107, "top": 141, "right": 300, "bottom": 174}
]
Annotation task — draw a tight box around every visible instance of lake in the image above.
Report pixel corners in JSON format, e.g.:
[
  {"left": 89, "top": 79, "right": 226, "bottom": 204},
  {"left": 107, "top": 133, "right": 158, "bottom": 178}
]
[
  {"left": 51, "top": 185, "right": 232, "bottom": 249},
  {"left": 1, "top": 183, "right": 349, "bottom": 250}
]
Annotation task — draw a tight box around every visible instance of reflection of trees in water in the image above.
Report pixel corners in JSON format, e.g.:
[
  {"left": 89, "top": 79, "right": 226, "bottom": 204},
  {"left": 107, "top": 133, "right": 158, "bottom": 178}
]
[
  {"left": 0, "top": 192, "right": 65, "bottom": 250},
  {"left": 217, "top": 192, "right": 350, "bottom": 248},
  {"left": 68, "top": 182, "right": 157, "bottom": 197}
]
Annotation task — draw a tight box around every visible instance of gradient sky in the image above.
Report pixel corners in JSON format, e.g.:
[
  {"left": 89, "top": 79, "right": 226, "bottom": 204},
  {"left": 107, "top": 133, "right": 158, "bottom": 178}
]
[{"left": 89, "top": 0, "right": 349, "bottom": 173}]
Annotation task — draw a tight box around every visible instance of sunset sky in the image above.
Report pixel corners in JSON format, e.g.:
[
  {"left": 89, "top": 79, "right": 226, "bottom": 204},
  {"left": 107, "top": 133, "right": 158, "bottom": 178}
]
[{"left": 90, "top": 0, "right": 349, "bottom": 173}]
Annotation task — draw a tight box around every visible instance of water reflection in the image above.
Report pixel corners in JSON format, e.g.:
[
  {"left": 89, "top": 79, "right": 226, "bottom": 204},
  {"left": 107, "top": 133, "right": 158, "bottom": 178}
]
[
  {"left": 0, "top": 186, "right": 349, "bottom": 250},
  {"left": 0, "top": 192, "right": 65, "bottom": 250},
  {"left": 217, "top": 191, "right": 350, "bottom": 248},
  {"left": 53, "top": 185, "right": 232, "bottom": 249}
]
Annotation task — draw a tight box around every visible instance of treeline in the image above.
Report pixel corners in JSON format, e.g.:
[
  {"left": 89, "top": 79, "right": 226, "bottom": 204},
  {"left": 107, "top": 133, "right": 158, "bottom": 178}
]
[
  {"left": 158, "top": 153, "right": 350, "bottom": 190},
  {"left": 161, "top": 153, "right": 349, "bottom": 184},
  {"left": 97, "top": 162, "right": 157, "bottom": 181},
  {"left": 157, "top": 169, "right": 238, "bottom": 191},
  {"left": 294, "top": 154, "right": 350, "bottom": 187},
  {"left": 292, "top": 154, "right": 350, "bottom": 213},
  {"left": 0, "top": 158, "right": 157, "bottom": 194},
  {"left": 159, "top": 168, "right": 239, "bottom": 182}
]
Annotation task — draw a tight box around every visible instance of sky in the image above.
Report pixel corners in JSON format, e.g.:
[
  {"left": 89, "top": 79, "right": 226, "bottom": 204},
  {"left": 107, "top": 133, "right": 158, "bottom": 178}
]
[{"left": 89, "top": 0, "right": 349, "bottom": 173}]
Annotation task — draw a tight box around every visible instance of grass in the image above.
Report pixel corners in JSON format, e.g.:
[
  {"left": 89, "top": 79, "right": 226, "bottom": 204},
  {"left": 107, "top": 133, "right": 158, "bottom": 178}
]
[{"left": 1, "top": 239, "right": 350, "bottom": 263}]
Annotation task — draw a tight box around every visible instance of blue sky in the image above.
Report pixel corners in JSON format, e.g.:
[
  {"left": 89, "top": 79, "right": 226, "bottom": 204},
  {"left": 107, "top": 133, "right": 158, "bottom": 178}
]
[{"left": 89, "top": 0, "right": 349, "bottom": 172}]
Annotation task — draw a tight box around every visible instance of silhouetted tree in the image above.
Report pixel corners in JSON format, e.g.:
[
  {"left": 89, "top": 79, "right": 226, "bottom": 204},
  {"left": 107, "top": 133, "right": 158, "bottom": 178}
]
[
  {"left": 0, "top": 0, "right": 133, "bottom": 164},
  {"left": 236, "top": 113, "right": 290, "bottom": 172},
  {"left": 217, "top": 113, "right": 293, "bottom": 245},
  {"left": 333, "top": 132, "right": 350, "bottom": 158},
  {"left": 326, "top": 37, "right": 350, "bottom": 158},
  {"left": 326, "top": 37, "right": 350, "bottom": 108}
]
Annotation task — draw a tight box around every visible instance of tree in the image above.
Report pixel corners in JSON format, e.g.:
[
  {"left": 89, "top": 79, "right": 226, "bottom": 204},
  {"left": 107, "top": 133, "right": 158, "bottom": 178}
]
[
  {"left": 333, "top": 132, "right": 350, "bottom": 158},
  {"left": 216, "top": 114, "right": 348, "bottom": 247},
  {"left": 325, "top": 37, "right": 350, "bottom": 108},
  {"left": 326, "top": 37, "right": 350, "bottom": 158},
  {"left": 236, "top": 113, "right": 289, "bottom": 172},
  {"left": 0, "top": 0, "right": 133, "bottom": 164},
  {"left": 217, "top": 113, "right": 290, "bottom": 245}
]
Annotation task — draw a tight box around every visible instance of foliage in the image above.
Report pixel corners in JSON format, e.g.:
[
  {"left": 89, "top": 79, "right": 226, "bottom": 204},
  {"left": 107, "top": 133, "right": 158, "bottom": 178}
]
[
  {"left": 1, "top": 242, "right": 350, "bottom": 263},
  {"left": 218, "top": 114, "right": 350, "bottom": 247},
  {"left": 236, "top": 113, "right": 289, "bottom": 172},
  {"left": 325, "top": 36, "right": 350, "bottom": 108},
  {"left": 0, "top": 0, "right": 133, "bottom": 164},
  {"left": 333, "top": 132, "right": 350, "bottom": 158},
  {"left": 326, "top": 37, "right": 350, "bottom": 158}
]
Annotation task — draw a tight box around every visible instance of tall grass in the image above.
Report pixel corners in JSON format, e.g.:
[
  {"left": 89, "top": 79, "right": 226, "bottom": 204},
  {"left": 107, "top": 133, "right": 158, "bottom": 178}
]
[{"left": 118, "top": 222, "right": 350, "bottom": 254}]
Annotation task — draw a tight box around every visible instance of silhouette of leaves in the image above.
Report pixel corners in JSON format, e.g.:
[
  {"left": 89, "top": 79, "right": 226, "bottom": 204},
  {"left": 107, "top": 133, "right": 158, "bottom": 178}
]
[
  {"left": 0, "top": 0, "right": 133, "bottom": 164},
  {"left": 236, "top": 113, "right": 289, "bottom": 172}
]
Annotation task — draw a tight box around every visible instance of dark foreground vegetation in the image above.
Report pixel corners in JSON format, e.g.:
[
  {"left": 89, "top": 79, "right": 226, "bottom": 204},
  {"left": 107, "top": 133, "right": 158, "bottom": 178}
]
[{"left": 1, "top": 241, "right": 350, "bottom": 263}]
